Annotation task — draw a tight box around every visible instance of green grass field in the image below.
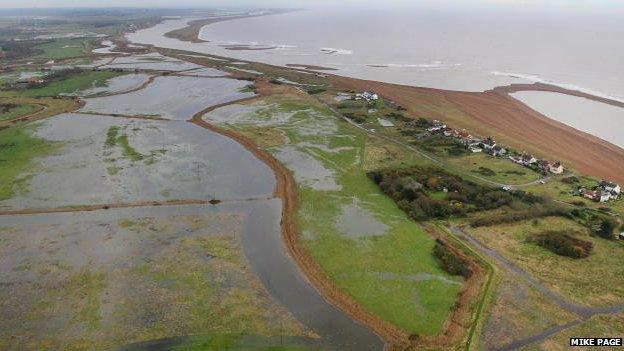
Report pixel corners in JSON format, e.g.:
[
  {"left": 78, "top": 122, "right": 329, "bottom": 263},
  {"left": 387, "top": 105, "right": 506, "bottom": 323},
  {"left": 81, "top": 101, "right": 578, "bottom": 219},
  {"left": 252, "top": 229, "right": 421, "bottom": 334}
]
[
  {"left": 0, "top": 104, "right": 40, "bottom": 121},
  {"left": 0, "top": 124, "right": 58, "bottom": 200},
  {"left": 466, "top": 216, "right": 624, "bottom": 306},
  {"left": 33, "top": 38, "right": 93, "bottom": 59},
  {"left": 447, "top": 153, "right": 540, "bottom": 185},
  {"left": 9, "top": 71, "right": 123, "bottom": 98},
  {"left": 207, "top": 97, "right": 464, "bottom": 336}
]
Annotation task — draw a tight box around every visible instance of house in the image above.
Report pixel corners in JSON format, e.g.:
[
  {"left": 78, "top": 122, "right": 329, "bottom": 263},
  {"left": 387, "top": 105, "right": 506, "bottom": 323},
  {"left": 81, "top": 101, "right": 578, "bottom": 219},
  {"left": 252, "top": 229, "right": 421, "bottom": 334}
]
[
  {"left": 468, "top": 145, "right": 483, "bottom": 153},
  {"left": 549, "top": 161, "right": 564, "bottom": 174},
  {"left": 488, "top": 145, "right": 506, "bottom": 157},
  {"left": 427, "top": 120, "right": 446, "bottom": 133},
  {"left": 443, "top": 128, "right": 454, "bottom": 137},
  {"left": 581, "top": 188, "right": 611, "bottom": 203},
  {"left": 521, "top": 153, "right": 537, "bottom": 166},
  {"left": 509, "top": 155, "right": 522, "bottom": 164},
  {"left": 598, "top": 180, "right": 621, "bottom": 196},
  {"left": 618, "top": 231, "right": 624, "bottom": 240},
  {"left": 355, "top": 91, "right": 379, "bottom": 101},
  {"left": 479, "top": 137, "right": 496, "bottom": 150}
]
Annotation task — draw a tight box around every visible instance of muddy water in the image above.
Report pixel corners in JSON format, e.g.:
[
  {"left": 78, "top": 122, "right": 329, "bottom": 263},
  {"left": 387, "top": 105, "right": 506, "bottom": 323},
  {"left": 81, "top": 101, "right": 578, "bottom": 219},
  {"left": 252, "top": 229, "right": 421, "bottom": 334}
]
[
  {"left": 81, "top": 76, "right": 253, "bottom": 120},
  {"left": 239, "top": 200, "right": 384, "bottom": 351},
  {"left": 0, "top": 113, "right": 274, "bottom": 209},
  {"left": 77, "top": 73, "right": 152, "bottom": 96}
]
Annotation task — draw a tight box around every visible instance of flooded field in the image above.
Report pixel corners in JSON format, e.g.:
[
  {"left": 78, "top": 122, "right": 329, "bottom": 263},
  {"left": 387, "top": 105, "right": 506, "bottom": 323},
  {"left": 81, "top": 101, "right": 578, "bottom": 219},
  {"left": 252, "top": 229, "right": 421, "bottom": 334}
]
[
  {"left": 203, "top": 97, "right": 464, "bottom": 337},
  {"left": 181, "top": 66, "right": 230, "bottom": 77},
  {"left": 0, "top": 113, "right": 274, "bottom": 210},
  {"left": 101, "top": 53, "right": 202, "bottom": 71},
  {"left": 78, "top": 73, "right": 152, "bottom": 96},
  {"left": 81, "top": 76, "right": 254, "bottom": 120},
  {"left": 0, "top": 202, "right": 311, "bottom": 350}
]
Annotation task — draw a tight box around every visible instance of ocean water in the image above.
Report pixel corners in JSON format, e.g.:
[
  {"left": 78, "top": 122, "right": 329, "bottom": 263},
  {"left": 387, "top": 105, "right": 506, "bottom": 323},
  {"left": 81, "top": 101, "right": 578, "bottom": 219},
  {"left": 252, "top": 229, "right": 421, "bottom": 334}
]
[{"left": 127, "top": 6, "right": 624, "bottom": 149}]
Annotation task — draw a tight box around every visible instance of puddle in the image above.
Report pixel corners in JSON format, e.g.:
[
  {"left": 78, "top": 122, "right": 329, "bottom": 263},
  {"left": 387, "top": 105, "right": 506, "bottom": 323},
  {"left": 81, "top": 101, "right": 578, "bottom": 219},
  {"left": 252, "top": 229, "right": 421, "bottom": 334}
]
[
  {"left": 334, "top": 200, "right": 388, "bottom": 237},
  {"left": 81, "top": 76, "right": 254, "bottom": 120},
  {"left": 273, "top": 146, "right": 341, "bottom": 191}
]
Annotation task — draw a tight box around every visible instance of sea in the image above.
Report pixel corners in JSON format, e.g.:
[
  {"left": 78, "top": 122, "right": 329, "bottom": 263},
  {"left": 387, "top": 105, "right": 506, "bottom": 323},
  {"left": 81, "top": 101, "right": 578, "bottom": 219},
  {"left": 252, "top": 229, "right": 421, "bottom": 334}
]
[{"left": 127, "top": 5, "right": 624, "bottom": 148}]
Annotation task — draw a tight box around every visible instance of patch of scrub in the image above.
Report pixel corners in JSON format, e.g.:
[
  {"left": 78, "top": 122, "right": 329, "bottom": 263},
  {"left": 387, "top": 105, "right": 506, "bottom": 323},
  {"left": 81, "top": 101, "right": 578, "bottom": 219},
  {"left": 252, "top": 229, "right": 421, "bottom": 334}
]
[
  {"left": 78, "top": 73, "right": 151, "bottom": 96},
  {"left": 334, "top": 199, "right": 388, "bottom": 237},
  {"left": 0, "top": 203, "right": 308, "bottom": 350},
  {"left": 0, "top": 113, "right": 274, "bottom": 209},
  {"left": 81, "top": 76, "right": 254, "bottom": 120}
]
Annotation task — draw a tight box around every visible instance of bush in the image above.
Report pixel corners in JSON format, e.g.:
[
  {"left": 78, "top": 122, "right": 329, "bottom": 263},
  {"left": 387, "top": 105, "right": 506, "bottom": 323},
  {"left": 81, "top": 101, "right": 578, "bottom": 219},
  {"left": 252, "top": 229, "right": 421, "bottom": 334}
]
[
  {"left": 561, "top": 176, "right": 579, "bottom": 184},
  {"left": 432, "top": 240, "right": 471, "bottom": 278},
  {"left": 530, "top": 231, "right": 592, "bottom": 258}
]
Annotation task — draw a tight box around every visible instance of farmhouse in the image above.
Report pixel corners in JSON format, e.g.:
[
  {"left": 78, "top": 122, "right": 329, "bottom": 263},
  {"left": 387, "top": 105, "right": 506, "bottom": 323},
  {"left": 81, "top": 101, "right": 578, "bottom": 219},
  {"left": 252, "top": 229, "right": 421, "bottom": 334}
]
[{"left": 580, "top": 188, "right": 611, "bottom": 203}]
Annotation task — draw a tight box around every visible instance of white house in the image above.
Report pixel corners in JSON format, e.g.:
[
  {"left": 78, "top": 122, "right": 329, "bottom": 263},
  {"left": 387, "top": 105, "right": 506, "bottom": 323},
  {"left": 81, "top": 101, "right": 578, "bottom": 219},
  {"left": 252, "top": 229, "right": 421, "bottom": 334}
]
[{"left": 599, "top": 180, "right": 621, "bottom": 195}]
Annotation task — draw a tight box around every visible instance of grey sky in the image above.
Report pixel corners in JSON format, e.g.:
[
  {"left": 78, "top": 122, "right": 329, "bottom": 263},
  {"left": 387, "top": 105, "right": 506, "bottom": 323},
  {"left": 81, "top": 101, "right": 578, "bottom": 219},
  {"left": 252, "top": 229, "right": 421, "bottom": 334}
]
[{"left": 0, "top": 0, "right": 622, "bottom": 16}]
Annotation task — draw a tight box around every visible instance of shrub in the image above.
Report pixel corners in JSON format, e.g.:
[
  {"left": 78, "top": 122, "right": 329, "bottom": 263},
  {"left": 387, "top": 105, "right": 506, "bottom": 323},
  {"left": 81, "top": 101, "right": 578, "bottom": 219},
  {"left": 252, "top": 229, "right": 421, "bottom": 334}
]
[
  {"left": 475, "top": 167, "right": 496, "bottom": 177},
  {"left": 432, "top": 240, "right": 471, "bottom": 278},
  {"left": 561, "top": 176, "right": 579, "bottom": 184},
  {"left": 530, "top": 231, "right": 592, "bottom": 258}
]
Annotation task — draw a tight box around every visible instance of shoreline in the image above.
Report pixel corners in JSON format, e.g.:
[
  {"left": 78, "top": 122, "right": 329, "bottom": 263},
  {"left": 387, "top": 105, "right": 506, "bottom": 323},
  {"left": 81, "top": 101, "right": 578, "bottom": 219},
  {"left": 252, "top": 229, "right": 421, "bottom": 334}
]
[{"left": 156, "top": 13, "right": 624, "bottom": 184}]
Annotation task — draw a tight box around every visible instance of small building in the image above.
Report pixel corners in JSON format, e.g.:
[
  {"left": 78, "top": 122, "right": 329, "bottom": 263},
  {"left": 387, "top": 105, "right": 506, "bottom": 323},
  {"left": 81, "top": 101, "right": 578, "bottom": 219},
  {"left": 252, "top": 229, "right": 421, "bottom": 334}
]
[
  {"left": 618, "top": 231, "right": 624, "bottom": 240},
  {"left": 377, "top": 118, "right": 394, "bottom": 127},
  {"left": 468, "top": 145, "right": 483, "bottom": 153},
  {"left": 479, "top": 137, "right": 496, "bottom": 150},
  {"left": 355, "top": 91, "right": 379, "bottom": 101},
  {"left": 488, "top": 145, "right": 506, "bottom": 157},
  {"left": 549, "top": 161, "right": 564, "bottom": 174},
  {"left": 427, "top": 120, "right": 447, "bottom": 133},
  {"left": 599, "top": 180, "right": 621, "bottom": 196},
  {"left": 521, "top": 153, "right": 537, "bottom": 166},
  {"left": 581, "top": 188, "right": 611, "bottom": 203}
]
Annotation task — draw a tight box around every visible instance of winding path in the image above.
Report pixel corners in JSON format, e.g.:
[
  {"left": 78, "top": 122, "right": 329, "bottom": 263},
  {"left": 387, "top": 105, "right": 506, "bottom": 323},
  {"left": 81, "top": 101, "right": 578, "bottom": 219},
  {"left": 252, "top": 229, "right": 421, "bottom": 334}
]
[{"left": 448, "top": 225, "right": 624, "bottom": 350}]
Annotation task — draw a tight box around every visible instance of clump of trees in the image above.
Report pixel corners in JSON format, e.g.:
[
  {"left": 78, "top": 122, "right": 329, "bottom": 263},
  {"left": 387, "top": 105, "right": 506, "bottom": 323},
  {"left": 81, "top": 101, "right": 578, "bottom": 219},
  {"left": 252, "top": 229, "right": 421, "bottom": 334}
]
[
  {"left": 432, "top": 239, "right": 472, "bottom": 278},
  {"left": 368, "top": 166, "right": 548, "bottom": 221},
  {"left": 529, "top": 231, "right": 593, "bottom": 258},
  {"left": 569, "top": 208, "right": 619, "bottom": 240},
  {"left": 0, "top": 40, "right": 41, "bottom": 59}
]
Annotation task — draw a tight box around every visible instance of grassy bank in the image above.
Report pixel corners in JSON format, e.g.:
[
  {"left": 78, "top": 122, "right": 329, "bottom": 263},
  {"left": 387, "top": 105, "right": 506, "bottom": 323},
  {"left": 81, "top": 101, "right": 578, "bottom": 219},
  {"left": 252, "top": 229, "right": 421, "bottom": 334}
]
[
  {"left": 0, "top": 124, "right": 57, "bottom": 200},
  {"left": 465, "top": 216, "right": 624, "bottom": 306},
  {"left": 0, "top": 103, "right": 40, "bottom": 121},
  {"left": 7, "top": 71, "right": 123, "bottom": 98}
]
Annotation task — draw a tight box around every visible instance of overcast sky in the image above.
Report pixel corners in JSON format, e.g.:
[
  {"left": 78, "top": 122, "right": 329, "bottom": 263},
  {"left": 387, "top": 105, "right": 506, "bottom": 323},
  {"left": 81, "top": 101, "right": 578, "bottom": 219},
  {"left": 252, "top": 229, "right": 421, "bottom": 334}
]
[{"left": 0, "top": 0, "right": 622, "bottom": 16}]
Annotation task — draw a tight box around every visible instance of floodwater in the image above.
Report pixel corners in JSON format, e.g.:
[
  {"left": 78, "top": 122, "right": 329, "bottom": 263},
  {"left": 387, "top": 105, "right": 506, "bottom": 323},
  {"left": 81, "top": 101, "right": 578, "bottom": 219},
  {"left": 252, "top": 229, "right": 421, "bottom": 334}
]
[
  {"left": 101, "top": 53, "right": 202, "bottom": 71},
  {"left": 334, "top": 201, "right": 389, "bottom": 238},
  {"left": 0, "top": 113, "right": 275, "bottom": 209},
  {"left": 81, "top": 76, "right": 253, "bottom": 120},
  {"left": 181, "top": 66, "right": 229, "bottom": 77},
  {"left": 511, "top": 91, "right": 624, "bottom": 149},
  {"left": 78, "top": 73, "right": 152, "bottom": 96},
  {"left": 273, "top": 146, "right": 341, "bottom": 191},
  {"left": 0, "top": 201, "right": 307, "bottom": 349}
]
